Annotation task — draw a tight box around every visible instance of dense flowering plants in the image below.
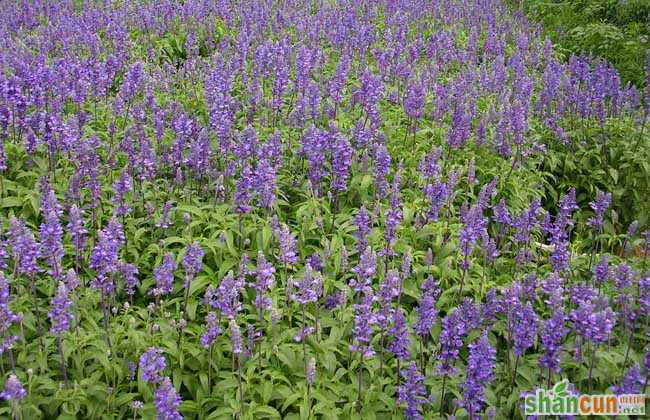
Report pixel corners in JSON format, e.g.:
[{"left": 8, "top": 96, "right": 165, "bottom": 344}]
[{"left": 0, "top": 0, "right": 648, "bottom": 419}]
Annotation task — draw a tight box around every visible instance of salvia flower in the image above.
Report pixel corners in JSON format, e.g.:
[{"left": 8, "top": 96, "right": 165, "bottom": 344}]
[
  {"left": 253, "top": 251, "right": 275, "bottom": 313},
  {"left": 587, "top": 190, "right": 612, "bottom": 230},
  {"left": 153, "top": 377, "right": 183, "bottom": 420},
  {"left": 331, "top": 133, "right": 352, "bottom": 192},
  {"left": 350, "top": 247, "right": 376, "bottom": 293},
  {"left": 382, "top": 173, "right": 403, "bottom": 255},
  {"left": 459, "top": 204, "right": 488, "bottom": 270},
  {"left": 480, "top": 288, "right": 502, "bottom": 325},
  {"left": 353, "top": 206, "right": 372, "bottom": 253},
  {"left": 512, "top": 198, "right": 541, "bottom": 245},
  {"left": 613, "top": 264, "right": 634, "bottom": 291},
  {"left": 200, "top": 312, "right": 221, "bottom": 348},
  {"left": 611, "top": 364, "right": 644, "bottom": 395},
  {"left": 39, "top": 185, "right": 64, "bottom": 279},
  {"left": 324, "top": 290, "right": 345, "bottom": 310},
  {"left": 151, "top": 253, "right": 177, "bottom": 297},
  {"left": 437, "top": 310, "right": 466, "bottom": 376},
  {"left": 640, "top": 276, "right": 650, "bottom": 317},
  {"left": 387, "top": 308, "right": 410, "bottom": 360},
  {"left": 182, "top": 242, "right": 204, "bottom": 284},
  {"left": 9, "top": 217, "right": 41, "bottom": 277},
  {"left": 373, "top": 143, "right": 391, "bottom": 198},
  {"left": 306, "top": 253, "right": 322, "bottom": 273},
  {"left": 128, "top": 362, "right": 137, "bottom": 381},
  {"left": 306, "top": 358, "right": 316, "bottom": 386},
  {"left": 593, "top": 256, "right": 609, "bottom": 285},
  {"left": 461, "top": 333, "right": 496, "bottom": 416},
  {"left": 291, "top": 264, "right": 322, "bottom": 306},
  {"left": 204, "top": 272, "right": 242, "bottom": 320},
  {"left": 139, "top": 347, "right": 166, "bottom": 384},
  {"left": 539, "top": 310, "right": 568, "bottom": 373},
  {"left": 157, "top": 201, "right": 173, "bottom": 229},
  {"left": 404, "top": 81, "right": 426, "bottom": 119},
  {"left": 89, "top": 218, "right": 125, "bottom": 294},
  {"left": 350, "top": 291, "right": 377, "bottom": 358},
  {"left": 424, "top": 181, "right": 447, "bottom": 221},
  {"left": 511, "top": 302, "right": 538, "bottom": 356},
  {"left": 571, "top": 302, "right": 616, "bottom": 345},
  {"left": 377, "top": 269, "right": 401, "bottom": 329},
  {"left": 0, "top": 374, "right": 26, "bottom": 401},
  {"left": 493, "top": 199, "right": 511, "bottom": 226},
  {"left": 459, "top": 298, "right": 482, "bottom": 332},
  {"left": 229, "top": 320, "right": 243, "bottom": 355},
  {"left": 0, "top": 237, "right": 8, "bottom": 271},
  {"left": 0, "top": 273, "right": 21, "bottom": 354},
  {"left": 274, "top": 223, "right": 298, "bottom": 265},
  {"left": 119, "top": 263, "right": 139, "bottom": 296},
  {"left": 397, "top": 362, "right": 427, "bottom": 420},
  {"left": 48, "top": 282, "right": 74, "bottom": 335},
  {"left": 111, "top": 170, "right": 132, "bottom": 217},
  {"left": 293, "top": 325, "right": 316, "bottom": 343}
]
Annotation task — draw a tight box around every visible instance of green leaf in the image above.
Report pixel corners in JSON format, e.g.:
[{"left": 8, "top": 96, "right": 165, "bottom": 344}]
[
  {"left": 255, "top": 405, "right": 282, "bottom": 419},
  {"left": 1, "top": 196, "right": 22, "bottom": 208},
  {"left": 553, "top": 379, "right": 569, "bottom": 397}
]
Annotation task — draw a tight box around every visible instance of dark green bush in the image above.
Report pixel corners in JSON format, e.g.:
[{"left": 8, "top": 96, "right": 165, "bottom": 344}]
[{"left": 525, "top": 0, "right": 649, "bottom": 87}]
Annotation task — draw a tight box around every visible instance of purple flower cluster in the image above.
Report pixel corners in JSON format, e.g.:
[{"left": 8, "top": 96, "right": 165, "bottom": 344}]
[
  {"left": 273, "top": 222, "right": 298, "bottom": 265},
  {"left": 350, "top": 247, "right": 376, "bottom": 293},
  {"left": 204, "top": 272, "right": 243, "bottom": 320},
  {"left": 290, "top": 264, "right": 322, "bottom": 306},
  {"left": 461, "top": 333, "right": 496, "bottom": 416},
  {"left": 0, "top": 273, "right": 21, "bottom": 354},
  {"left": 48, "top": 282, "right": 74, "bottom": 335},
  {"left": 253, "top": 251, "right": 275, "bottom": 313},
  {"left": 200, "top": 312, "right": 221, "bottom": 348},
  {"left": 139, "top": 347, "right": 166, "bottom": 384},
  {"left": 387, "top": 308, "right": 410, "bottom": 360},
  {"left": 539, "top": 310, "right": 568, "bottom": 373},
  {"left": 414, "top": 277, "right": 439, "bottom": 338},
  {"left": 153, "top": 378, "right": 183, "bottom": 420},
  {"left": 151, "top": 253, "right": 177, "bottom": 297},
  {"left": 39, "top": 183, "right": 64, "bottom": 279},
  {"left": 0, "top": 375, "right": 26, "bottom": 401},
  {"left": 350, "top": 292, "right": 377, "bottom": 358},
  {"left": 0, "top": 0, "right": 648, "bottom": 416},
  {"left": 571, "top": 301, "right": 616, "bottom": 345},
  {"left": 112, "top": 170, "right": 132, "bottom": 217},
  {"left": 397, "top": 362, "right": 427, "bottom": 420},
  {"left": 9, "top": 217, "right": 41, "bottom": 277},
  {"left": 587, "top": 190, "right": 612, "bottom": 230},
  {"left": 511, "top": 302, "right": 538, "bottom": 356},
  {"left": 437, "top": 310, "right": 466, "bottom": 376},
  {"left": 611, "top": 364, "right": 644, "bottom": 395},
  {"left": 182, "top": 242, "right": 204, "bottom": 285},
  {"left": 89, "top": 218, "right": 125, "bottom": 294}
]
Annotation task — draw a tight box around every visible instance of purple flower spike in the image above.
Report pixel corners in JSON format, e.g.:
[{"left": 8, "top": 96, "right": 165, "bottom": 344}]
[
  {"left": 461, "top": 333, "right": 496, "bottom": 416},
  {"left": 139, "top": 347, "right": 166, "bottom": 384},
  {"left": 151, "top": 253, "right": 177, "bottom": 297},
  {"left": 0, "top": 374, "right": 26, "bottom": 401},
  {"left": 48, "top": 282, "right": 74, "bottom": 335},
  {"left": 153, "top": 377, "right": 183, "bottom": 420},
  {"left": 397, "top": 362, "right": 427, "bottom": 420},
  {"left": 587, "top": 190, "right": 612, "bottom": 230}
]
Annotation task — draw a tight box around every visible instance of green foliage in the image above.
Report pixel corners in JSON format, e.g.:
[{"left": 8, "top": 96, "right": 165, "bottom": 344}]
[
  {"left": 541, "top": 117, "right": 650, "bottom": 230},
  {"left": 525, "top": 0, "right": 649, "bottom": 86}
]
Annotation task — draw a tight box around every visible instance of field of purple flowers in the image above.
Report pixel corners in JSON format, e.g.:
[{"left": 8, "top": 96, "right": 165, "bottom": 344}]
[{"left": 0, "top": 0, "right": 649, "bottom": 419}]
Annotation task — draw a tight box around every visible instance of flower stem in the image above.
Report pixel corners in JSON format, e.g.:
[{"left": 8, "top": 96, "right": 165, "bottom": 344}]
[
  {"left": 57, "top": 335, "right": 69, "bottom": 387},
  {"left": 237, "top": 354, "right": 243, "bottom": 419}
]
